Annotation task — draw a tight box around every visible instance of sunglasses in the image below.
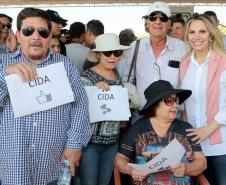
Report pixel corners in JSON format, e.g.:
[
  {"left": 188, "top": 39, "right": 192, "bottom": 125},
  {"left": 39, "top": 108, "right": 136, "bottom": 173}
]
[
  {"left": 163, "top": 96, "right": 179, "bottom": 106},
  {"left": 148, "top": 13, "right": 168, "bottom": 23},
  {"left": 21, "top": 26, "right": 50, "bottom": 38},
  {"left": 1, "top": 23, "right": 12, "bottom": 29},
  {"left": 102, "top": 50, "right": 123, "bottom": 57}
]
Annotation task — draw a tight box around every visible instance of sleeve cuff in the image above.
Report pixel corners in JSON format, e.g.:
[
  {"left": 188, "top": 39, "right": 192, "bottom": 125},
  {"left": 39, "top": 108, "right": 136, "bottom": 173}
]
[{"left": 215, "top": 113, "right": 226, "bottom": 126}]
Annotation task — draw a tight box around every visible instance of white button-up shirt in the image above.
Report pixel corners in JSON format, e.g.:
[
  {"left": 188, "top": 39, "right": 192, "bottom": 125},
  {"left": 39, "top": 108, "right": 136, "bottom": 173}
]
[
  {"left": 181, "top": 52, "right": 226, "bottom": 156},
  {"left": 119, "top": 36, "right": 186, "bottom": 109}
]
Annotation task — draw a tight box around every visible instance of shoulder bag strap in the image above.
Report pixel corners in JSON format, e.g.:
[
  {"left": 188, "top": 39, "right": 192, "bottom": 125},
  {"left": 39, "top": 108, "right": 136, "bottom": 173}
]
[{"left": 127, "top": 39, "right": 140, "bottom": 83}]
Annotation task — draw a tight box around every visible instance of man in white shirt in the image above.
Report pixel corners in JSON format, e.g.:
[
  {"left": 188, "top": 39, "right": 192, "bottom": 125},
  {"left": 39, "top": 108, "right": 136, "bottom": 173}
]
[{"left": 120, "top": 1, "right": 186, "bottom": 109}]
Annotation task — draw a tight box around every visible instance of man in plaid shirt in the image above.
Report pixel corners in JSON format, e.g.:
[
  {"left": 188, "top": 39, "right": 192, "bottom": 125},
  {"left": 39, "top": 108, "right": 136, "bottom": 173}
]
[{"left": 0, "top": 7, "right": 91, "bottom": 185}]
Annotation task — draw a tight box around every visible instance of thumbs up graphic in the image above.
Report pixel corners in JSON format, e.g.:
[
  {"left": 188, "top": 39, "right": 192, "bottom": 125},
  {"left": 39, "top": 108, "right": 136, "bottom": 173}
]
[{"left": 36, "top": 91, "right": 52, "bottom": 104}]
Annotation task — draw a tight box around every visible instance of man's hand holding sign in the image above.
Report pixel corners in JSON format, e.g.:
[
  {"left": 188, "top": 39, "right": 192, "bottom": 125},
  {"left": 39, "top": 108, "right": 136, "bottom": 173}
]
[
  {"left": 5, "top": 62, "right": 74, "bottom": 118},
  {"left": 5, "top": 61, "right": 37, "bottom": 82}
]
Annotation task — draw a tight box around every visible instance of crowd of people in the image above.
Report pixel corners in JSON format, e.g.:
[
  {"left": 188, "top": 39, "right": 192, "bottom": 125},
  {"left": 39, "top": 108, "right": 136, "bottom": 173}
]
[{"left": 0, "top": 1, "right": 225, "bottom": 185}]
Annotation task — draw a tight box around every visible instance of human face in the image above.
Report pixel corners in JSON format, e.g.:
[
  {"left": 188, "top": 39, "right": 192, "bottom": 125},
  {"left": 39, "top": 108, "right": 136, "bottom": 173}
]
[
  {"left": 51, "top": 21, "right": 63, "bottom": 36},
  {"left": 147, "top": 12, "right": 170, "bottom": 39},
  {"left": 16, "top": 17, "right": 51, "bottom": 61},
  {"left": 170, "top": 22, "right": 184, "bottom": 40},
  {"left": 97, "top": 51, "right": 121, "bottom": 70},
  {"left": 0, "top": 17, "right": 11, "bottom": 40},
  {"left": 187, "top": 20, "right": 211, "bottom": 54},
  {"left": 155, "top": 94, "right": 179, "bottom": 121},
  {"left": 50, "top": 37, "right": 60, "bottom": 53}
]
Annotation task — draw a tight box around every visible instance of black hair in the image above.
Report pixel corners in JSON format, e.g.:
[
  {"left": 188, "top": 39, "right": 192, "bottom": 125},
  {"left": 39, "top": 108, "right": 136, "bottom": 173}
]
[
  {"left": 143, "top": 100, "right": 161, "bottom": 118},
  {"left": 70, "top": 22, "right": 85, "bottom": 38},
  {"left": 119, "top": 28, "right": 137, "bottom": 46},
  {"left": 171, "top": 13, "right": 185, "bottom": 26},
  {"left": 86, "top": 19, "right": 104, "bottom": 36},
  {"left": 204, "top": 11, "right": 218, "bottom": 23},
  {"left": 0, "top": 13, "right": 13, "bottom": 23},
  {"left": 17, "top": 7, "right": 52, "bottom": 31}
]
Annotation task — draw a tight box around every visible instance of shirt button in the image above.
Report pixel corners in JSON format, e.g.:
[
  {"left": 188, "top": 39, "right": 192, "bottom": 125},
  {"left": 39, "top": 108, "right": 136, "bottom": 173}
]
[
  {"left": 33, "top": 122, "right": 37, "bottom": 126},
  {"left": 32, "top": 144, "right": 35, "bottom": 148}
]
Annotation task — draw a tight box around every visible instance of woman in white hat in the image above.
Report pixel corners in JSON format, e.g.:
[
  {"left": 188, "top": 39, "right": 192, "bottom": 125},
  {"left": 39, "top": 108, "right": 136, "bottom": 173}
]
[{"left": 79, "top": 33, "right": 130, "bottom": 185}]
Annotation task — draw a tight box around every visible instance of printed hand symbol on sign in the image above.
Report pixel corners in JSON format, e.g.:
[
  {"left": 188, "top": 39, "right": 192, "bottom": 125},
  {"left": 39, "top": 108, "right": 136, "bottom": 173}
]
[
  {"left": 36, "top": 91, "right": 52, "bottom": 104},
  {"left": 100, "top": 104, "right": 111, "bottom": 114}
]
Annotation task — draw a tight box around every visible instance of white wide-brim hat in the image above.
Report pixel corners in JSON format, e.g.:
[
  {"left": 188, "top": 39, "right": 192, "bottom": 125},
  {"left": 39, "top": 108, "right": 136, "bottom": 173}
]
[{"left": 87, "top": 33, "right": 131, "bottom": 62}]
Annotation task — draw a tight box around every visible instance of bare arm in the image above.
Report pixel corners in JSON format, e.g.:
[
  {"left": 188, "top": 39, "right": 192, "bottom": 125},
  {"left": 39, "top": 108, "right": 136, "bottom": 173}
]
[
  {"left": 171, "top": 151, "right": 207, "bottom": 177},
  {"left": 60, "top": 148, "right": 81, "bottom": 176},
  {"left": 115, "top": 153, "right": 149, "bottom": 182},
  {"left": 186, "top": 120, "right": 221, "bottom": 144},
  {"left": 185, "top": 151, "right": 207, "bottom": 176}
]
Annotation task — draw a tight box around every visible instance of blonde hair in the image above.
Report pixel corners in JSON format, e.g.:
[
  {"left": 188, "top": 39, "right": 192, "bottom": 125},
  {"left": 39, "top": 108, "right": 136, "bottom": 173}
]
[{"left": 184, "top": 13, "right": 226, "bottom": 55}]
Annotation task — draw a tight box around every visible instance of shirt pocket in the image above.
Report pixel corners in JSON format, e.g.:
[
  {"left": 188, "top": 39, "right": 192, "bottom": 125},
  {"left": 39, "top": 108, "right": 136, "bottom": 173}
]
[{"left": 165, "top": 65, "right": 180, "bottom": 87}]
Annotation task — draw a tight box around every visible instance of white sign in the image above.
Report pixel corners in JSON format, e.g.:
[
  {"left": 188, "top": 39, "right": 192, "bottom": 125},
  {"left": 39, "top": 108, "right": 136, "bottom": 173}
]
[
  {"left": 5, "top": 62, "right": 74, "bottom": 118},
  {"left": 128, "top": 138, "right": 186, "bottom": 174},
  {"left": 85, "top": 86, "right": 131, "bottom": 123}
]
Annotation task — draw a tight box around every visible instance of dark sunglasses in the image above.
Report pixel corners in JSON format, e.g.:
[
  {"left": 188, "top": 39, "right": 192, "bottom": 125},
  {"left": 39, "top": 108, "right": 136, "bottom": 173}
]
[
  {"left": 149, "top": 13, "right": 168, "bottom": 22},
  {"left": 163, "top": 96, "right": 179, "bottom": 106},
  {"left": 1, "top": 23, "right": 12, "bottom": 29},
  {"left": 102, "top": 50, "right": 123, "bottom": 57},
  {"left": 21, "top": 26, "right": 50, "bottom": 38}
]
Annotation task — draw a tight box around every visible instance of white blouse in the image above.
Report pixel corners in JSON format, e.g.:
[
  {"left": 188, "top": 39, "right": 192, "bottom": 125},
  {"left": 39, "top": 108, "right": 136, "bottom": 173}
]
[{"left": 181, "top": 52, "right": 226, "bottom": 156}]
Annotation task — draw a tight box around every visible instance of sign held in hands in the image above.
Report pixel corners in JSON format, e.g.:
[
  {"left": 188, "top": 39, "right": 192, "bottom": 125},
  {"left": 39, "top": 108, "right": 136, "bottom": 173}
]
[
  {"left": 5, "top": 62, "right": 74, "bottom": 118},
  {"left": 85, "top": 86, "right": 131, "bottom": 123},
  {"left": 128, "top": 138, "right": 186, "bottom": 174}
]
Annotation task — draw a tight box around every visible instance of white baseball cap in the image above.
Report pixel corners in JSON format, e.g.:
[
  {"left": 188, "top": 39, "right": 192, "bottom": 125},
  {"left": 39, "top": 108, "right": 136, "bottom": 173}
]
[{"left": 147, "top": 1, "right": 171, "bottom": 17}]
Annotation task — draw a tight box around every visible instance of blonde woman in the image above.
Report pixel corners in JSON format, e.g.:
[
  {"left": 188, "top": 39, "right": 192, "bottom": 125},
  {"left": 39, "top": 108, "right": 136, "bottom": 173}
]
[{"left": 180, "top": 13, "right": 226, "bottom": 185}]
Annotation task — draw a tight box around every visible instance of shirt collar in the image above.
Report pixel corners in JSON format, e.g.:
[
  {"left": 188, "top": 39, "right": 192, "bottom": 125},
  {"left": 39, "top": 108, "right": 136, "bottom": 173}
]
[
  {"left": 191, "top": 50, "right": 211, "bottom": 66},
  {"left": 12, "top": 47, "right": 54, "bottom": 64},
  {"left": 166, "top": 36, "right": 174, "bottom": 51}
]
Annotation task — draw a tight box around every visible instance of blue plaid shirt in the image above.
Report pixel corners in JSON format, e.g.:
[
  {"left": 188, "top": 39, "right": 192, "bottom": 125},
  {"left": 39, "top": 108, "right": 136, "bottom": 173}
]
[{"left": 0, "top": 48, "right": 92, "bottom": 185}]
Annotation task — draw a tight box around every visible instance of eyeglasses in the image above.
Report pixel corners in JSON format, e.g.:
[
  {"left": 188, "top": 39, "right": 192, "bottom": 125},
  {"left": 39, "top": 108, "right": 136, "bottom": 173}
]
[
  {"left": 102, "top": 50, "right": 123, "bottom": 57},
  {"left": 154, "top": 62, "right": 161, "bottom": 80},
  {"left": 1, "top": 23, "right": 12, "bottom": 29},
  {"left": 148, "top": 13, "right": 168, "bottom": 23},
  {"left": 21, "top": 26, "right": 50, "bottom": 38},
  {"left": 163, "top": 96, "right": 179, "bottom": 106},
  {"left": 142, "top": 15, "right": 148, "bottom": 20}
]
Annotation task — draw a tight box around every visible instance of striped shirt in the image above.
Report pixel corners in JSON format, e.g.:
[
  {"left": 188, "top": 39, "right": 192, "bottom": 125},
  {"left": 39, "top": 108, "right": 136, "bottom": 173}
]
[{"left": 0, "top": 48, "right": 92, "bottom": 185}]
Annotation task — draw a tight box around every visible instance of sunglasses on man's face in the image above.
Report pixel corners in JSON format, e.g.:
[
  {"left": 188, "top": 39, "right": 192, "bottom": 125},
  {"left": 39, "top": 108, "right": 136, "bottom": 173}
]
[
  {"left": 163, "top": 96, "right": 179, "bottom": 106},
  {"left": 102, "top": 50, "right": 123, "bottom": 57},
  {"left": 21, "top": 26, "right": 50, "bottom": 38},
  {"left": 148, "top": 13, "right": 168, "bottom": 23},
  {"left": 1, "top": 23, "right": 12, "bottom": 29}
]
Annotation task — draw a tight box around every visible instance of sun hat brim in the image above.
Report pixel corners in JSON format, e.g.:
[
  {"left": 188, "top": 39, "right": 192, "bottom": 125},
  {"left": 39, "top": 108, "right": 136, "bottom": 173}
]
[
  {"left": 139, "top": 89, "right": 192, "bottom": 115},
  {"left": 91, "top": 44, "right": 131, "bottom": 52}
]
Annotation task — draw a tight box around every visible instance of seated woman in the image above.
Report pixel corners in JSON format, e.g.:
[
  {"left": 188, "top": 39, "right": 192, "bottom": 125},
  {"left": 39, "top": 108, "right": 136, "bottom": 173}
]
[
  {"left": 115, "top": 80, "right": 207, "bottom": 185},
  {"left": 79, "top": 33, "right": 130, "bottom": 185}
]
